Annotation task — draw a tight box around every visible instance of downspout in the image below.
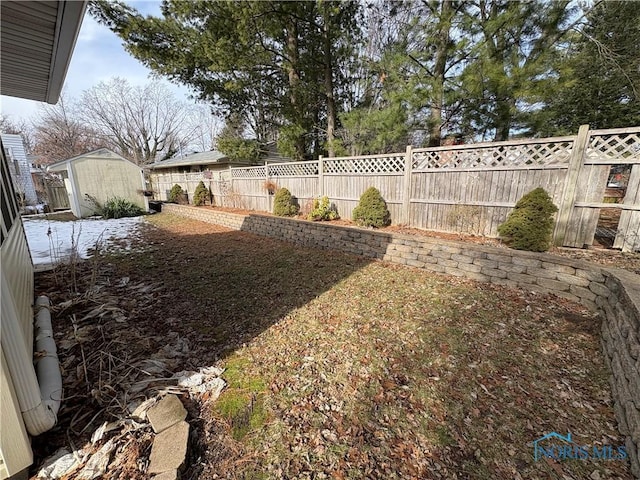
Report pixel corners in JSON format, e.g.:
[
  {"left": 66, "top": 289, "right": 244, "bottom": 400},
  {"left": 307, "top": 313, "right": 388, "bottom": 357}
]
[
  {"left": 1, "top": 279, "right": 61, "bottom": 435},
  {"left": 33, "top": 296, "right": 63, "bottom": 418}
]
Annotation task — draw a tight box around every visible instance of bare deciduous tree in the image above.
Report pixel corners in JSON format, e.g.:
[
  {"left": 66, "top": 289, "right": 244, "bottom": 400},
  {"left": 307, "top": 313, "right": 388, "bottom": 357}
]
[
  {"left": 188, "top": 105, "right": 223, "bottom": 153},
  {"left": 81, "top": 78, "right": 197, "bottom": 165},
  {"left": 32, "top": 93, "right": 104, "bottom": 164},
  {"left": 1, "top": 114, "right": 35, "bottom": 152}
]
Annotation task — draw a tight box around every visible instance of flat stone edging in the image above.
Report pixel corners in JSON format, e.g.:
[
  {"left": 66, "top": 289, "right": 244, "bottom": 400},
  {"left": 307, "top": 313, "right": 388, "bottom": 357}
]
[
  {"left": 146, "top": 394, "right": 189, "bottom": 479},
  {"left": 162, "top": 203, "right": 640, "bottom": 477}
]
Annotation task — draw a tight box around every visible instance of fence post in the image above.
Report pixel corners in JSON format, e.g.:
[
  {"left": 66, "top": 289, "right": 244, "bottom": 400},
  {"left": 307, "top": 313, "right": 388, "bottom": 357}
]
[
  {"left": 402, "top": 145, "right": 413, "bottom": 225},
  {"left": 554, "top": 124, "right": 590, "bottom": 246},
  {"left": 318, "top": 155, "right": 324, "bottom": 197},
  {"left": 228, "top": 166, "right": 233, "bottom": 208},
  {"left": 265, "top": 163, "right": 270, "bottom": 212}
]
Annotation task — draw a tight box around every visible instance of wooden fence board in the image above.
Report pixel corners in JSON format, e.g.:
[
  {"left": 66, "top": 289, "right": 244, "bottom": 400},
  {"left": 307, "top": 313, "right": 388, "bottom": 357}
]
[{"left": 614, "top": 164, "right": 640, "bottom": 251}]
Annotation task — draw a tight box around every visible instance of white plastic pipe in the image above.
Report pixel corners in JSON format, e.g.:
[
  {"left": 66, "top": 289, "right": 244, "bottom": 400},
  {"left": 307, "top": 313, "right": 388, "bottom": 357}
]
[
  {"left": 34, "top": 296, "right": 63, "bottom": 415},
  {"left": 1, "top": 280, "right": 60, "bottom": 435}
]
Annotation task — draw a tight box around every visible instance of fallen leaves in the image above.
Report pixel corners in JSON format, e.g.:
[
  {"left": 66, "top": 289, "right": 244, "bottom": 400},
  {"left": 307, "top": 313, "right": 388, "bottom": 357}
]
[{"left": 31, "top": 214, "right": 632, "bottom": 480}]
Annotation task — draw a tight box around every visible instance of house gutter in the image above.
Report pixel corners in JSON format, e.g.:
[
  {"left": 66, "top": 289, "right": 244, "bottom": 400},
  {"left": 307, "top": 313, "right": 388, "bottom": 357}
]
[{"left": 1, "top": 281, "right": 61, "bottom": 435}]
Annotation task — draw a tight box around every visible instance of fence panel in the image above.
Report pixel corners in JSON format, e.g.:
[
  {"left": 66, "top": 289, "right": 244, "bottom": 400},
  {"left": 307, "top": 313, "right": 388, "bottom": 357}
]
[
  {"left": 272, "top": 177, "right": 320, "bottom": 213},
  {"left": 148, "top": 125, "right": 640, "bottom": 251},
  {"left": 409, "top": 137, "right": 573, "bottom": 236},
  {"left": 46, "top": 185, "right": 69, "bottom": 210},
  {"left": 322, "top": 174, "right": 404, "bottom": 222},
  {"left": 323, "top": 154, "right": 405, "bottom": 221},
  {"left": 227, "top": 178, "right": 265, "bottom": 211},
  {"left": 614, "top": 164, "right": 640, "bottom": 251},
  {"left": 408, "top": 168, "right": 568, "bottom": 236},
  {"left": 570, "top": 128, "right": 640, "bottom": 251},
  {"left": 564, "top": 165, "right": 610, "bottom": 247}
]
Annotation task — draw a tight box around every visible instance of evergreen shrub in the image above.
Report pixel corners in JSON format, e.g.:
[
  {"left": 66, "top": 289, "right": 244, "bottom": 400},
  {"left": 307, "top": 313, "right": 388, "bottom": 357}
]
[
  {"left": 193, "top": 181, "right": 210, "bottom": 206},
  {"left": 168, "top": 184, "right": 184, "bottom": 203},
  {"left": 497, "top": 187, "right": 558, "bottom": 252},
  {"left": 352, "top": 187, "right": 391, "bottom": 228},
  {"left": 102, "top": 197, "right": 144, "bottom": 219},
  {"left": 273, "top": 188, "right": 299, "bottom": 217}
]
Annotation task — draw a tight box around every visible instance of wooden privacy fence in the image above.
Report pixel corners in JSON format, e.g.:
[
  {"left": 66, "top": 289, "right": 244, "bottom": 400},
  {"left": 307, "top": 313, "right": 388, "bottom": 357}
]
[
  {"left": 45, "top": 184, "right": 69, "bottom": 211},
  {"left": 151, "top": 170, "right": 230, "bottom": 204},
  {"left": 151, "top": 125, "right": 640, "bottom": 252}
]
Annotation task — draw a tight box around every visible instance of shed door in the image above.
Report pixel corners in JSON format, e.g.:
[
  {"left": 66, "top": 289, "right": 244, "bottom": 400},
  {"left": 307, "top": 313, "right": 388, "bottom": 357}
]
[{"left": 63, "top": 178, "right": 77, "bottom": 217}]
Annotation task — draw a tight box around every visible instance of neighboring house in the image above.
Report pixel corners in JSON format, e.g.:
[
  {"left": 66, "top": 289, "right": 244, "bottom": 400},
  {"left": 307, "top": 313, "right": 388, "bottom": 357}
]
[
  {"left": 148, "top": 147, "right": 294, "bottom": 202},
  {"left": 149, "top": 150, "right": 244, "bottom": 201},
  {"left": 261, "top": 141, "right": 294, "bottom": 164},
  {"left": 1, "top": 2, "right": 86, "bottom": 478},
  {"left": 1, "top": 134, "right": 38, "bottom": 208},
  {"left": 47, "top": 149, "right": 148, "bottom": 218}
]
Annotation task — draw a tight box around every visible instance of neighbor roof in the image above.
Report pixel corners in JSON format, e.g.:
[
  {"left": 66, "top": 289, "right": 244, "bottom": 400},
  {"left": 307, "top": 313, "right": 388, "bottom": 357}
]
[
  {"left": 1, "top": 1, "right": 87, "bottom": 103},
  {"left": 149, "top": 150, "right": 230, "bottom": 170}
]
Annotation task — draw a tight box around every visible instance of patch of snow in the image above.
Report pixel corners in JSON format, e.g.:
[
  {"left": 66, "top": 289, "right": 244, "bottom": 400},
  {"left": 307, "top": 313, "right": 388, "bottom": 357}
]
[{"left": 22, "top": 216, "right": 144, "bottom": 270}]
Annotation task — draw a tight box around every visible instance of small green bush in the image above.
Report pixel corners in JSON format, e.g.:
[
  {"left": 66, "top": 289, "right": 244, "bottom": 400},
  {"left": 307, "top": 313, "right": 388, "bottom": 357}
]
[
  {"left": 352, "top": 187, "right": 391, "bottom": 228},
  {"left": 168, "top": 184, "right": 184, "bottom": 203},
  {"left": 193, "top": 181, "right": 210, "bottom": 206},
  {"left": 497, "top": 187, "right": 558, "bottom": 252},
  {"left": 273, "top": 188, "right": 299, "bottom": 217},
  {"left": 102, "top": 197, "right": 144, "bottom": 219},
  {"left": 307, "top": 196, "right": 339, "bottom": 221}
]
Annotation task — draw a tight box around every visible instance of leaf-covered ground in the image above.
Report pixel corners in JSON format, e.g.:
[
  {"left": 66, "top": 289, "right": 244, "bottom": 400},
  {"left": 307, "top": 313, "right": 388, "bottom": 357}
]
[{"left": 33, "top": 213, "right": 631, "bottom": 479}]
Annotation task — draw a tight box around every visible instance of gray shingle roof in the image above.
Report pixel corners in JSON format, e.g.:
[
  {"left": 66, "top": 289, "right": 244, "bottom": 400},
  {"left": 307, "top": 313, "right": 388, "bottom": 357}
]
[{"left": 149, "top": 151, "right": 230, "bottom": 170}]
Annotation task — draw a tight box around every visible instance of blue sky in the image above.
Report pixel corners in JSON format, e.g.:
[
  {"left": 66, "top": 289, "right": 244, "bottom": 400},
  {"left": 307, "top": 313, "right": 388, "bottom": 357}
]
[{"left": 0, "top": 1, "right": 194, "bottom": 124}]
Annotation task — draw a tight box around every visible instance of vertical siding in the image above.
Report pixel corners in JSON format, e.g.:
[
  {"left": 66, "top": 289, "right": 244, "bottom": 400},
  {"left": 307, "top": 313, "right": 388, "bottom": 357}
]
[
  {"left": 0, "top": 349, "right": 32, "bottom": 478},
  {"left": 0, "top": 138, "right": 34, "bottom": 478},
  {"left": 1, "top": 134, "right": 37, "bottom": 206},
  {"left": 1, "top": 230, "right": 33, "bottom": 354}
]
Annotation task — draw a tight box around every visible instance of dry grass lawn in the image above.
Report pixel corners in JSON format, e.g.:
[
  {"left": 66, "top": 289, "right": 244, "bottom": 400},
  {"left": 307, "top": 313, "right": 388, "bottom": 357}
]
[{"left": 33, "top": 213, "right": 631, "bottom": 479}]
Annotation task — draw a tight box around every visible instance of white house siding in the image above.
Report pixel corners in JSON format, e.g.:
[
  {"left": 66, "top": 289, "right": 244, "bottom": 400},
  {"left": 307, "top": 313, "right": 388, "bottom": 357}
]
[
  {"left": 1, "top": 134, "right": 38, "bottom": 206},
  {"left": 0, "top": 142, "right": 35, "bottom": 478}
]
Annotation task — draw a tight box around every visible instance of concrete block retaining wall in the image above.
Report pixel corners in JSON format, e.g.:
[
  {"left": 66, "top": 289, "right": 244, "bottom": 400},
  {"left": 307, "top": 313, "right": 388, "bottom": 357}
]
[{"left": 162, "top": 204, "right": 640, "bottom": 477}]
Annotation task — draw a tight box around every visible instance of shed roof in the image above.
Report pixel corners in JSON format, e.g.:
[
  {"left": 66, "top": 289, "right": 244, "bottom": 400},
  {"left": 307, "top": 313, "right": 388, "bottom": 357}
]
[
  {"left": 1, "top": 1, "right": 87, "bottom": 104},
  {"left": 149, "top": 150, "right": 230, "bottom": 170},
  {"left": 47, "top": 148, "right": 138, "bottom": 172}
]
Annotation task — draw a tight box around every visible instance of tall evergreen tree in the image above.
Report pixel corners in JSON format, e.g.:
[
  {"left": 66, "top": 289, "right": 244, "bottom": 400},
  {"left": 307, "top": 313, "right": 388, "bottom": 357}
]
[
  {"left": 90, "top": 0, "right": 362, "bottom": 160},
  {"left": 531, "top": 1, "right": 640, "bottom": 135},
  {"left": 458, "top": 0, "right": 574, "bottom": 140}
]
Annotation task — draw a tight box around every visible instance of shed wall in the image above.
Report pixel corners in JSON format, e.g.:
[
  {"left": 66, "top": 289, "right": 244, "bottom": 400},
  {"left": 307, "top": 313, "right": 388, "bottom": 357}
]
[{"left": 72, "top": 157, "right": 146, "bottom": 217}]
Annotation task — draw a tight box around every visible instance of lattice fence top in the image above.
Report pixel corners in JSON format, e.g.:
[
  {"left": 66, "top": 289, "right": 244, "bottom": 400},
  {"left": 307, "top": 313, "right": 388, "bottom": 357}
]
[
  {"left": 269, "top": 161, "right": 318, "bottom": 177},
  {"left": 323, "top": 155, "right": 405, "bottom": 174},
  {"left": 412, "top": 141, "right": 573, "bottom": 170},
  {"left": 586, "top": 131, "right": 640, "bottom": 162},
  {"left": 231, "top": 166, "right": 266, "bottom": 179}
]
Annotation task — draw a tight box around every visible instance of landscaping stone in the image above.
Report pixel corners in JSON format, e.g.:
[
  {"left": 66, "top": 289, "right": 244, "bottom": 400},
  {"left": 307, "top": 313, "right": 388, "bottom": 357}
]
[
  {"left": 147, "top": 394, "right": 187, "bottom": 434},
  {"left": 152, "top": 470, "right": 178, "bottom": 480},
  {"left": 148, "top": 421, "right": 190, "bottom": 474}
]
